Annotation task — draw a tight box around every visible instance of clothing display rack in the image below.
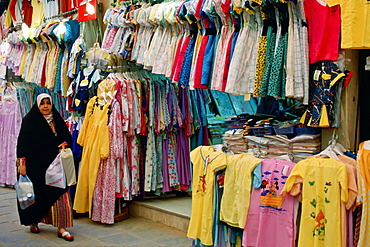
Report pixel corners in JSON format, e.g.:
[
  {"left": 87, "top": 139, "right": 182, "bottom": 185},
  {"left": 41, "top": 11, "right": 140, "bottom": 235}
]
[{"left": 43, "top": 8, "right": 78, "bottom": 22}]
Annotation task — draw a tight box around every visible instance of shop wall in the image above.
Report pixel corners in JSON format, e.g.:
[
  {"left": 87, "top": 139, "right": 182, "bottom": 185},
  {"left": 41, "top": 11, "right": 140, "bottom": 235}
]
[{"left": 100, "top": 0, "right": 114, "bottom": 31}]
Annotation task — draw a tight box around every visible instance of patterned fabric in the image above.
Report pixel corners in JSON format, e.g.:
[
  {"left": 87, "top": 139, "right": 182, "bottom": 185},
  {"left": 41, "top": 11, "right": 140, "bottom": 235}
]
[
  {"left": 0, "top": 101, "right": 22, "bottom": 186},
  {"left": 301, "top": 61, "right": 345, "bottom": 127},
  {"left": 253, "top": 35, "right": 267, "bottom": 96},
  {"left": 92, "top": 100, "right": 123, "bottom": 224},
  {"left": 41, "top": 192, "right": 73, "bottom": 228}
]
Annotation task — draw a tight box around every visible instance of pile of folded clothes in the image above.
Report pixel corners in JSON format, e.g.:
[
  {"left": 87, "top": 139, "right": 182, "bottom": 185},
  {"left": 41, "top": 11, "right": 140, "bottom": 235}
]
[
  {"left": 291, "top": 134, "right": 321, "bottom": 161},
  {"left": 222, "top": 129, "right": 248, "bottom": 154}
]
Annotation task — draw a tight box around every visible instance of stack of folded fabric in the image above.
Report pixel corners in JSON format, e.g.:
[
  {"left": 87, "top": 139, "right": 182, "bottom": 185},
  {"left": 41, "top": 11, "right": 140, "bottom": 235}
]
[
  {"left": 208, "top": 118, "right": 228, "bottom": 145},
  {"left": 244, "top": 136, "right": 270, "bottom": 157},
  {"left": 263, "top": 135, "right": 291, "bottom": 158},
  {"left": 291, "top": 134, "right": 321, "bottom": 161},
  {"left": 222, "top": 129, "right": 248, "bottom": 154}
]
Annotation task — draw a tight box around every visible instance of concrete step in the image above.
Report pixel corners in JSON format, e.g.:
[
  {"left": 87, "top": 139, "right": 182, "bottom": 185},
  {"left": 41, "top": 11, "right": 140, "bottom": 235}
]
[{"left": 128, "top": 196, "right": 191, "bottom": 233}]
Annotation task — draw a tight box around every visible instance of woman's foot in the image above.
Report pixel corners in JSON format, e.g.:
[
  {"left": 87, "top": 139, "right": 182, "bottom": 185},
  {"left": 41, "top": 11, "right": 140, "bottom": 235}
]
[
  {"left": 57, "top": 228, "right": 74, "bottom": 241},
  {"left": 30, "top": 224, "right": 40, "bottom": 234}
]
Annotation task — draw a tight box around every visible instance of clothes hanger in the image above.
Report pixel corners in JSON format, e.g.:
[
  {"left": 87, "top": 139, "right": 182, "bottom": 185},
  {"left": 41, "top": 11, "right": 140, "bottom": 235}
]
[{"left": 316, "top": 131, "right": 340, "bottom": 160}]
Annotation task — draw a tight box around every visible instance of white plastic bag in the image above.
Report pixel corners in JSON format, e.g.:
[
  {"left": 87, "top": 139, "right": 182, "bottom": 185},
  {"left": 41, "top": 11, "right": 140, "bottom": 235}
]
[
  {"left": 45, "top": 153, "right": 66, "bottom": 189},
  {"left": 15, "top": 175, "right": 35, "bottom": 210},
  {"left": 60, "top": 148, "right": 76, "bottom": 186}
]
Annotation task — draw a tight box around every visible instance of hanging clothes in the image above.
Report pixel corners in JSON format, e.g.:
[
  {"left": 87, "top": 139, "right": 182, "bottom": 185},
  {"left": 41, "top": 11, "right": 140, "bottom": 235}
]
[
  {"left": 303, "top": 0, "right": 341, "bottom": 63},
  {"left": 243, "top": 159, "right": 296, "bottom": 247},
  {"left": 92, "top": 100, "right": 123, "bottom": 224},
  {"left": 187, "top": 146, "right": 227, "bottom": 246},
  {"left": 283, "top": 157, "right": 348, "bottom": 247},
  {"left": 355, "top": 141, "right": 370, "bottom": 247},
  {"left": 220, "top": 154, "right": 262, "bottom": 228},
  {"left": 73, "top": 96, "right": 110, "bottom": 215},
  {"left": 0, "top": 99, "right": 22, "bottom": 186}
]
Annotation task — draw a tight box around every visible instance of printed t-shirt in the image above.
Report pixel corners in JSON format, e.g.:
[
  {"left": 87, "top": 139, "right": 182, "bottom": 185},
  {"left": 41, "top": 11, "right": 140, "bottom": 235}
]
[
  {"left": 283, "top": 157, "right": 348, "bottom": 247},
  {"left": 187, "top": 146, "right": 227, "bottom": 246},
  {"left": 243, "top": 159, "right": 296, "bottom": 247}
]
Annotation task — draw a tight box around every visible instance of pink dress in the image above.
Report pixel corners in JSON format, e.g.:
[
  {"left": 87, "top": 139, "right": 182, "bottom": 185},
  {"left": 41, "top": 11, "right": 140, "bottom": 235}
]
[
  {"left": 92, "top": 100, "right": 124, "bottom": 224},
  {"left": 0, "top": 100, "right": 21, "bottom": 185},
  {"left": 243, "top": 159, "right": 296, "bottom": 247}
]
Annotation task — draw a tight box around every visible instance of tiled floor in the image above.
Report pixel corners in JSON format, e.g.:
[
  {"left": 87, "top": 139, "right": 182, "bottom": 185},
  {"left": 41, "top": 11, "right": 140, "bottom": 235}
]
[{"left": 0, "top": 186, "right": 192, "bottom": 246}]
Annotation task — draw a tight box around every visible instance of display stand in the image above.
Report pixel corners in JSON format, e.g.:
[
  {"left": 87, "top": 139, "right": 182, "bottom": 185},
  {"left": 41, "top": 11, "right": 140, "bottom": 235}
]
[{"left": 114, "top": 198, "right": 130, "bottom": 222}]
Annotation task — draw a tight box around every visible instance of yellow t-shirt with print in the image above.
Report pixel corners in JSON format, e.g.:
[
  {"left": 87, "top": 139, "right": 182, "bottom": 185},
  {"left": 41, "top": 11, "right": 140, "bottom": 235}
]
[
  {"left": 187, "top": 146, "right": 227, "bottom": 246},
  {"left": 283, "top": 157, "right": 348, "bottom": 247}
]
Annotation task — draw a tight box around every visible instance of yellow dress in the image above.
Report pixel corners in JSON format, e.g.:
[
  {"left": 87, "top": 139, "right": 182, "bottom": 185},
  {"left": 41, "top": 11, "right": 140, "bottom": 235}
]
[
  {"left": 220, "top": 154, "right": 261, "bottom": 228},
  {"left": 355, "top": 142, "right": 370, "bottom": 247},
  {"left": 326, "top": 0, "right": 370, "bottom": 49},
  {"left": 187, "top": 146, "right": 227, "bottom": 246},
  {"left": 73, "top": 96, "right": 110, "bottom": 215},
  {"left": 31, "top": 0, "right": 44, "bottom": 28},
  {"left": 283, "top": 157, "right": 348, "bottom": 247}
]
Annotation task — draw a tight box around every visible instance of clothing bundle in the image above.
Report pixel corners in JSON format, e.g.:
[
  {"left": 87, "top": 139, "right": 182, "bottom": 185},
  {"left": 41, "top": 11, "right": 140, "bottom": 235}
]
[
  {"left": 101, "top": 0, "right": 309, "bottom": 102},
  {"left": 188, "top": 145, "right": 359, "bottom": 247}
]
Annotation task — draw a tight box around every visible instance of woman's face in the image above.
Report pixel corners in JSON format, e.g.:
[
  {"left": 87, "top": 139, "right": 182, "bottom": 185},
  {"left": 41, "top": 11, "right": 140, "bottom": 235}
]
[{"left": 38, "top": 98, "right": 52, "bottom": 115}]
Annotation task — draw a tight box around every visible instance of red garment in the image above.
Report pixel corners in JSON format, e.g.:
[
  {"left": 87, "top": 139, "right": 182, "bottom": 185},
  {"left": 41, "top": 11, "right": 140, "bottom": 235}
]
[
  {"left": 61, "top": 0, "right": 78, "bottom": 12},
  {"left": 78, "top": 0, "right": 96, "bottom": 22},
  {"left": 193, "top": 35, "right": 209, "bottom": 89},
  {"left": 22, "top": 0, "right": 33, "bottom": 27},
  {"left": 172, "top": 36, "right": 191, "bottom": 82},
  {"left": 194, "top": 18, "right": 211, "bottom": 89},
  {"left": 170, "top": 36, "right": 183, "bottom": 79},
  {"left": 304, "top": 0, "right": 341, "bottom": 63},
  {"left": 221, "top": 33, "right": 233, "bottom": 92},
  {"left": 9, "top": 0, "right": 33, "bottom": 26}
]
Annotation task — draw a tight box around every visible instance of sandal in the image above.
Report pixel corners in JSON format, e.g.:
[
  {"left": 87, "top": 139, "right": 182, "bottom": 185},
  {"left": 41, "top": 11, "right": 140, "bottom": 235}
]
[
  {"left": 30, "top": 224, "right": 40, "bottom": 234},
  {"left": 57, "top": 231, "right": 74, "bottom": 242}
]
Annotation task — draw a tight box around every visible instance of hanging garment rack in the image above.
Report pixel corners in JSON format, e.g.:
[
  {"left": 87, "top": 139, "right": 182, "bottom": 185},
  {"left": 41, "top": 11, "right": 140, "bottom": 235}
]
[{"left": 43, "top": 8, "right": 78, "bottom": 22}]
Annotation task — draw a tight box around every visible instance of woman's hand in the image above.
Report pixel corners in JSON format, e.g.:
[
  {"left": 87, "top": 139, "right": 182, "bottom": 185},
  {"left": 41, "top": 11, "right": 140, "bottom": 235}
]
[
  {"left": 58, "top": 142, "right": 68, "bottom": 152},
  {"left": 18, "top": 166, "right": 26, "bottom": 176}
]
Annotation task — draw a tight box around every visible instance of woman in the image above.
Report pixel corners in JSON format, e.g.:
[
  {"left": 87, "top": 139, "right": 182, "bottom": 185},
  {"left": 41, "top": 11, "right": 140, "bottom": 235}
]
[{"left": 16, "top": 93, "right": 75, "bottom": 241}]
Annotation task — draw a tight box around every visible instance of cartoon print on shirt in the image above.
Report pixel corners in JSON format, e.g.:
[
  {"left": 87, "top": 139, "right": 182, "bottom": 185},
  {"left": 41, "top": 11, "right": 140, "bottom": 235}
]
[
  {"left": 309, "top": 181, "right": 332, "bottom": 240},
  {"left": 310, "top": 197, "right": 327, "bottom": 240},
  {"left": 259, "top": 169, "right": 287, "bottom": 210}
]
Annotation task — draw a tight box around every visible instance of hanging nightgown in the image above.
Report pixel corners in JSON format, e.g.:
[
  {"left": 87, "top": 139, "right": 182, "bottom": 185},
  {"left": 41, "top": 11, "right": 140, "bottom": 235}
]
[
  {"left": 225, "top": 8, "right": 261, "bottom": 95},
  {"left": 0, "top": 100, "right": 22, "bottom": 185},
  {"left": 92, "top": 100, "right": 123, "bottom": 224},
  {"left": 220, "top": 154, "right": 262, "bottom": 228},
  {"left": 73, "top": 96, "right": 110, "bottom": 215}
]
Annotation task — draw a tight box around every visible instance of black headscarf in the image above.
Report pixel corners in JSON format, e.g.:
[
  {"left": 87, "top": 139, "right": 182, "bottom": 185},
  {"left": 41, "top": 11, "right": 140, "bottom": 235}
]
[{"left": 16, "top": 99, "right": 72, "bottom": 226}]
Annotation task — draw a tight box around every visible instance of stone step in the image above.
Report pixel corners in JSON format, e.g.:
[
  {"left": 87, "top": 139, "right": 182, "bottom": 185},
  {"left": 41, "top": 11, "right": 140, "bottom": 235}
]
[{"left": 128, "top": 196, "right": 191, "bottom": 233}]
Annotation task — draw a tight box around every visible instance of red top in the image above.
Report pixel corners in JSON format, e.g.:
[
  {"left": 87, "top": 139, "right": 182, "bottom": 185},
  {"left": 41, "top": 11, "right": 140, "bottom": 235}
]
[
  {"left": 304, "top": 0, "right": 341, "bottom": 63},
  {"left": 78, "top": 0, "right": 97, "bottom": 22}
]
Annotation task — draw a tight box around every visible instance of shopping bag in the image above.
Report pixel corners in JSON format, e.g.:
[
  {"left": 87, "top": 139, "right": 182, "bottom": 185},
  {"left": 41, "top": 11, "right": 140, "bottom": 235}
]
[
  {"left": 45, "top": 153, "right": 66, "bottom": 189},
  {"left": 14, "top": 175, "right": 35, "bottom": 210},
  {"left": 60, "top": 148, "right": 76, "bottom": 186}
]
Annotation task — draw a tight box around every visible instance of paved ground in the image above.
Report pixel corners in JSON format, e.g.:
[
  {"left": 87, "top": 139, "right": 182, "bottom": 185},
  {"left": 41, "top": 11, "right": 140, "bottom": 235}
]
[{"left": 0, "top": 186, "right": 192, "bottom": 246}]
